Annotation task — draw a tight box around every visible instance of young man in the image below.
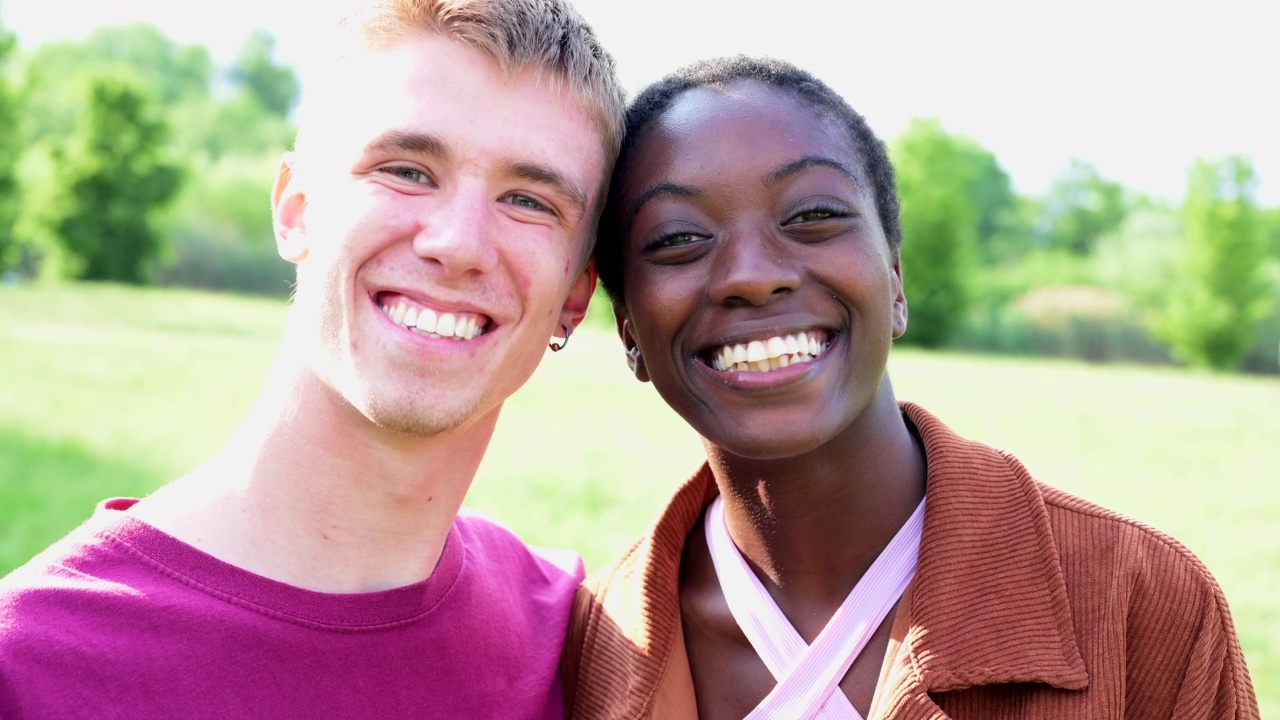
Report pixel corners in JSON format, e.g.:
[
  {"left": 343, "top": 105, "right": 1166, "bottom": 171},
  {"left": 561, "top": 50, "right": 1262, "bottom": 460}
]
[{"left": 0, "top": 2, "right": 624, "bottom": 717}]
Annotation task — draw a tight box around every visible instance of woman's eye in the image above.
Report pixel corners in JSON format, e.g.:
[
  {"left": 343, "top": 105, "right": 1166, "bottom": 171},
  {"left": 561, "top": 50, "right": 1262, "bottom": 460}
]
[
  {"left": 788, "top": 206, "right": 846, "bottom": 223},
  {"left": 661, "top": 233, "right": 699, "bottom": 247},
  {"left": 646, "top": 232, "right": 702, "bottom": 251}
]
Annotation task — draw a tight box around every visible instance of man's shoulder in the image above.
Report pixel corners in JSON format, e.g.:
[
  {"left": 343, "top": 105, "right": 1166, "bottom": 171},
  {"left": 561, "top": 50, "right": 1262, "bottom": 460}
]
[
  {"left": 1, "top": 511, "right": 134, "bottom": 608},
  {"left": 453, "top": 508, "right": 584, "bottom": 586},
  {"left": 0, "top": 516, "right": 152, "bottom": 715}
]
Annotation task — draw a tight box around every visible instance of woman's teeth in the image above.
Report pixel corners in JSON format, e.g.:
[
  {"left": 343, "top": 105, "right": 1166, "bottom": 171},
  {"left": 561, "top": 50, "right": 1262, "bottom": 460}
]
[
  {"left": 380, "top": 301, "right": 485, "bottom": 340},
  {"left": 709, "top": 332, "right": 829, "bottom": 372}
]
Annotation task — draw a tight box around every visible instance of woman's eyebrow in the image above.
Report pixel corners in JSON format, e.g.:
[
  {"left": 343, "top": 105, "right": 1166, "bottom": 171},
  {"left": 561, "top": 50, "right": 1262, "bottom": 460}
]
[
  {"left": 764, "top": 156, "right": 861, "bottom": 189},
  {"left": 626, "top": 182, "right": 701, "bottom": 221}
]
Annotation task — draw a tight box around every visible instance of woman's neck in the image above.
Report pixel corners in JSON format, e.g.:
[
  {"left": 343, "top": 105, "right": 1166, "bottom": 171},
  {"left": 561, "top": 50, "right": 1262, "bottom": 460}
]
[{"left": 704, "top": 385, "right": 926, "bottom": 635}]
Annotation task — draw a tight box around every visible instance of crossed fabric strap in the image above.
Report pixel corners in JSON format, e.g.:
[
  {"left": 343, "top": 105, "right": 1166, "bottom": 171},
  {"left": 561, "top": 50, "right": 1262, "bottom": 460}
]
[{"left": 705, "top": 495, "right": 926, "bottom": 720}]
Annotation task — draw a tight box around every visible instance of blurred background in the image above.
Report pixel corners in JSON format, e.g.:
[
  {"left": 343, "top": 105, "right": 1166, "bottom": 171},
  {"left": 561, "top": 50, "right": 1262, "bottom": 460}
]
[
  {"left": 1, "top": 0, "right": 1277, "bottom": 368},
  {"left": 0, "top": 0, "right": 1276, "bottom": 712}
]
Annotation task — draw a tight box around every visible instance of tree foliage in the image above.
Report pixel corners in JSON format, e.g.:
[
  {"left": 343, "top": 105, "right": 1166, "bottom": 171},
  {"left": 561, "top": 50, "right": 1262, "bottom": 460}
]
[
  {"left": 891, "top": 118, "right": 979, "bottom": 347},
  {"left": 1154, "top": 156, "right": 1272, "bottom": 370},
  {"left": 229, "top": 30, "right": 300, "bottom": 118},
  {"left": 0, "top": 18, "right": 21, "bottom": 270},
  {"left": 20, "top": 24, "right": 213, "bottom": 145},
  {"left": 50, "top": 77, "right": 183, "bottom": 283},
  {"left": 954, "top": 138, "right": 1030, "bottom": 264},
  {"left": 1038, "top": 159, "right": 1127, "bottom": 255},
  {"left": 1261, "top": 205, "right": 1280, "bottom": 260},
  {"left": 8, "top": 24, "right": 300, "bottom": 287}
]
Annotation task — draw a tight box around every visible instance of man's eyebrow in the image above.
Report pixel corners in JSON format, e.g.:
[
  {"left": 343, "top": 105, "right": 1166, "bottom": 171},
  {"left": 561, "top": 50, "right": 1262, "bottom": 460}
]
[
  {"left": 626, "top": 182, "right": 701, "bottom": 222},
  {"left": 504, "top": 161, "right": 589, "bottom": 223},
  {"left": 764, "top": 156, "right": 861, "bottom": 189},
  {"left": 363, "top": 130, "right": 450, "bottom": 159}
]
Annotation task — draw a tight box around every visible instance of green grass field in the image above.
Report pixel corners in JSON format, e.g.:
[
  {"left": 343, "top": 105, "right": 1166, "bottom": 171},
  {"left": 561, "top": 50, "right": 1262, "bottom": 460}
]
[{"left": 2, "top": 282, "right": 1277, "bottom": 714}]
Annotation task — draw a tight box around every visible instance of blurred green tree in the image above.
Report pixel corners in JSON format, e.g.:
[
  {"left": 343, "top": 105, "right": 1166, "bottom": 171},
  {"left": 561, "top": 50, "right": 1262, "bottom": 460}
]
[
  {"left": 229, "top": 29, "right": 300, "bottom": 118},
  {"left": 0, "top": 18, "right": 21, "bottom": 270},
  {"left": 891, "top": 118, "right": 978, "bottom": 347},
  {"left": 50, "top": 76, "right": 184, "bottom": 283},
  {"left": 1154, "top": 156, "right": 1272, "bottom": 370},
  {"left": 1038, "top": 159, "right": 1128, "bottom": 255},
  {"left": 20, "top": 24, "right": 213, "bottom": 145},
  {"left": 11, "top": 25, "right": 298, "bottom": 287},
  {"left": 953, "top": 138, "right": 1033, "bottom": 264},
  {"left": 1261, "top": 205, "right": 1280, "bottom": 260}
]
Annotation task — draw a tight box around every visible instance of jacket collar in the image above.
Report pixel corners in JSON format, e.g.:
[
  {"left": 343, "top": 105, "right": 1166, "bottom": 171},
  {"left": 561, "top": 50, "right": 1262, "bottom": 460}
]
[
  {"left": 574, "top": 403, "right": 1088, "bottom": 717},
  {"left": 898, "top": 402, "right": 1087, "bottom": 695}
]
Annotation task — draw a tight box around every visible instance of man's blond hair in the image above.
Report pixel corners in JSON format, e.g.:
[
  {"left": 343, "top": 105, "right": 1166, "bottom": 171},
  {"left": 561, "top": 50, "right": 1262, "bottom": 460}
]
[{"left": 329, "top": 0, "right": 625, "bottom": 161}]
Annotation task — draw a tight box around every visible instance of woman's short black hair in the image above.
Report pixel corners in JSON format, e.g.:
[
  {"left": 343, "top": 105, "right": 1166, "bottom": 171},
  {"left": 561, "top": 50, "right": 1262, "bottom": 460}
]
[{"left": 596, "top": 55, "right": 901, "bottom": 304}]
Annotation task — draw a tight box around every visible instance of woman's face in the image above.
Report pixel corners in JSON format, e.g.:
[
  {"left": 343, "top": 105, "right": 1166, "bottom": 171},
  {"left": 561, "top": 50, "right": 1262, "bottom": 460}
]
[{"left": 614, "top": 80, "right": 907, "bottom": 460}]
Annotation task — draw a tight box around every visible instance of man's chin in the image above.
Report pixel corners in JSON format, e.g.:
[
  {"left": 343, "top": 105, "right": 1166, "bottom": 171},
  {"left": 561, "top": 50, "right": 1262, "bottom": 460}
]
[{"left": 363, "top": 398, "right": 484, "bottom": 439}]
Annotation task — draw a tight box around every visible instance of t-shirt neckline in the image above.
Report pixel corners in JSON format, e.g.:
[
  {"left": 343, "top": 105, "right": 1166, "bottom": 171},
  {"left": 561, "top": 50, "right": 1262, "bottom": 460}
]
[{"left": 93, "top": 497, "right": 465, "bottom": 631}]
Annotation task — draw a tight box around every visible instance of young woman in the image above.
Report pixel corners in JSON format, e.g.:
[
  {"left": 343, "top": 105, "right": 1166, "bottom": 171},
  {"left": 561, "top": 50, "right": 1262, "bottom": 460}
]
[{"left": 563, "top": 57, "right": 1258, "bottom": 719}]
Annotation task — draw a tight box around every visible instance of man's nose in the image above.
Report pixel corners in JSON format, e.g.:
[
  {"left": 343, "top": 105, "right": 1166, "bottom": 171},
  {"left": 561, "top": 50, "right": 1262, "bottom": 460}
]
[
  {"left": 707, "top": 227, "right": 801, "bottom": 307},
  {"left": 410, "top": 188, "right": 500, "bottom": 277}
]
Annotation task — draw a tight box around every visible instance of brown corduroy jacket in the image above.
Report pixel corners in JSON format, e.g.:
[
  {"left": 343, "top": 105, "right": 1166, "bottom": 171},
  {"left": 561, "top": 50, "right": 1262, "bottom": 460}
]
[{"left": 563, "top": 403, "right": 1259, "bottom": 719}]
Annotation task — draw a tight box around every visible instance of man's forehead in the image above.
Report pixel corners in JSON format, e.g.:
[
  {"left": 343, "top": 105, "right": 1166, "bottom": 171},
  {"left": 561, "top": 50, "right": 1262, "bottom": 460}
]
[{"left": 298, "top": 38, "right": 606, "bottom": 191}]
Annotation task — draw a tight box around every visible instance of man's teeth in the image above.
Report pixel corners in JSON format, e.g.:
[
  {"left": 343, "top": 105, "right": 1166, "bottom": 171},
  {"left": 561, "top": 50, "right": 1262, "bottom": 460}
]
[
  {"left": 710, "top": 332, "right": 828, "bottom": 372},
  {"left": 379, "top": 302, "right": 485, "bottom": 340}
]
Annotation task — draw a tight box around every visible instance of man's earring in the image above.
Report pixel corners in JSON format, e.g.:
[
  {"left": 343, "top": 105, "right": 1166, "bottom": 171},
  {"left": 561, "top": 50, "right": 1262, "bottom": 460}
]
[{"left": 549, "top": 324, "right": 571, "bottom": 352}]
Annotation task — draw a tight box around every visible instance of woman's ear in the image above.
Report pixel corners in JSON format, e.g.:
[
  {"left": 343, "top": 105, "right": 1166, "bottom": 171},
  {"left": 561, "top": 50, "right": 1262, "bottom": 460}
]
[
  {"left": 615, "top": 309, "right": 649, "bottom": 383},
  {"left": 273, "top": 153, "right": 309, "bottom": 264},
  {"left": 891, "top": 255, "right": 908, "bottom": 339}
]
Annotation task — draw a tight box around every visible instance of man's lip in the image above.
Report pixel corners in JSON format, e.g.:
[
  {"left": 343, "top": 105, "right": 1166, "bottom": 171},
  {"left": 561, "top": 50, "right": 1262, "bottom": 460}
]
[
  {"left": 371, "top": 287, "right": 494, "bottom": 320},
  {"left": 371, "top": 290, "right": 497, "bottom": 342}
]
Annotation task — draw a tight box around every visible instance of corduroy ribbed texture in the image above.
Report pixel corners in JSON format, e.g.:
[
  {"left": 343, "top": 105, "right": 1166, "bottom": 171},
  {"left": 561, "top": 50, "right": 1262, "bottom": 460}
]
[{"left": 562, "top": 403, "right": 1260, "bottom": 719}]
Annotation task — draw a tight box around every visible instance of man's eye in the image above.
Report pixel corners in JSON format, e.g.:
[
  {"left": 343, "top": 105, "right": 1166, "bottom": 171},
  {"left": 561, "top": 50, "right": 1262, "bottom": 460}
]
[
  {"left": 506, "top": 194, "right": 551, "bottom": 213},
  {"left": 377, "top": 166, "right": 430, "bottom": 184}
]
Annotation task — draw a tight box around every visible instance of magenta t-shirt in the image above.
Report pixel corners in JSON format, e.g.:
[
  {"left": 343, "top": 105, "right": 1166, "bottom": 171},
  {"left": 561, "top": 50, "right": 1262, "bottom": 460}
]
[{"left": 0, "top": 499, "right": 583, "bottom": 719}]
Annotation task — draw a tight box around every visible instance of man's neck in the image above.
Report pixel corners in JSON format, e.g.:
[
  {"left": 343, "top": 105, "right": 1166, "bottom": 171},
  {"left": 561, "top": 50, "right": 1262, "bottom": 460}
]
[{"left": 130, "top": 359, "right": 500, "bottom": 593}]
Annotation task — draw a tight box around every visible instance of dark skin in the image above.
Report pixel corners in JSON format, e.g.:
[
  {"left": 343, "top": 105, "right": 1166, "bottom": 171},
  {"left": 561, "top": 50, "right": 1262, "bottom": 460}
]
[{"left": 614, "top": 80, "right": 927, "bottom": 718}]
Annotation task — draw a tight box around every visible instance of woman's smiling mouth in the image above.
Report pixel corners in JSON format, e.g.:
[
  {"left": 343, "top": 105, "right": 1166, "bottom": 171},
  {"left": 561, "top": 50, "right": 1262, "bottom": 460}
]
[{"left": 703, "top": 330, "right": 832, "bottom": 373}]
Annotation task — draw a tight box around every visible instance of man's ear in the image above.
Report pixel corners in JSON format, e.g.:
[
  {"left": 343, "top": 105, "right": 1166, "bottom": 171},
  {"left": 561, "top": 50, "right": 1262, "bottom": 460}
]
[
  {"left": 556, "top": 262, "right": 597, "bottom": 337},
  {"left": 615, "top": 307, "right": 649, "bottom": 383},
  {"left": 273, "top": 152, "right": 308, "bottom": 265},
  {"left": 891, "top": 254, "right": 908, "bottom": 339}
]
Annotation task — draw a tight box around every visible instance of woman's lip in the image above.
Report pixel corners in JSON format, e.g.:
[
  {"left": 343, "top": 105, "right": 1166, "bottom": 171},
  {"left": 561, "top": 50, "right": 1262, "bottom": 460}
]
[
  {"left": 696, "top": 329, "right": 836, "bottom": 373},
  {"left": 690, "top": 336, "right": 834, "bottom": 391},
  {"left": 695, "top": 327, "right": 833, "bottom": 357}
]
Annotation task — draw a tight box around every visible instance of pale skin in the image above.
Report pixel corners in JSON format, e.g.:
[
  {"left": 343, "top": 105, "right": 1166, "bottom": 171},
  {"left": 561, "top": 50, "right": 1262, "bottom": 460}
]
[{"left": 130, "top": 33, "right": 605, "bottom": 594}]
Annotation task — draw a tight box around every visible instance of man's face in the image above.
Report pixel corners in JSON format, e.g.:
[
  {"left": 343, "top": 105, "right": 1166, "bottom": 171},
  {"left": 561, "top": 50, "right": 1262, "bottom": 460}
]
[{"left": 274, "top": 33, "right": 605, "bottom": 437}]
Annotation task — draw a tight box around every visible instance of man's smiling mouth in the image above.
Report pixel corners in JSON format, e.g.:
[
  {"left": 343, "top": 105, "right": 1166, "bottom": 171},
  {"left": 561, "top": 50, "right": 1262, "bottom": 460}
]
[
  {"left": 704, "top": 330, "right": 831, "bottom": 373},
  {"left": 378, "top": 293, "right": 490, "bottom": 341}
]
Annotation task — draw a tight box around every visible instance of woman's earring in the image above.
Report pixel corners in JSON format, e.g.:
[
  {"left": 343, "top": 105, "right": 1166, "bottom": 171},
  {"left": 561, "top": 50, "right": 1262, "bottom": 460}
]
[{"left": 548, "top": 324, "right": 571, "bottom": 352}]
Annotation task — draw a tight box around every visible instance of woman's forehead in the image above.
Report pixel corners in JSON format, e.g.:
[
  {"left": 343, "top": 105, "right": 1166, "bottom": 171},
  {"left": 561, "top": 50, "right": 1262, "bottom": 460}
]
[{"left": 627, "top": 81, "right": 859, "bottom": 183}]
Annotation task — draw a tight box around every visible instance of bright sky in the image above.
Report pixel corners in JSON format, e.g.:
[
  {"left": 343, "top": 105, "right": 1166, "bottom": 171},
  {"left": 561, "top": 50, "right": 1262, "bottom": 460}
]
[{"left": 4, "top": 0, "right": 1277, "bottom": 204}]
